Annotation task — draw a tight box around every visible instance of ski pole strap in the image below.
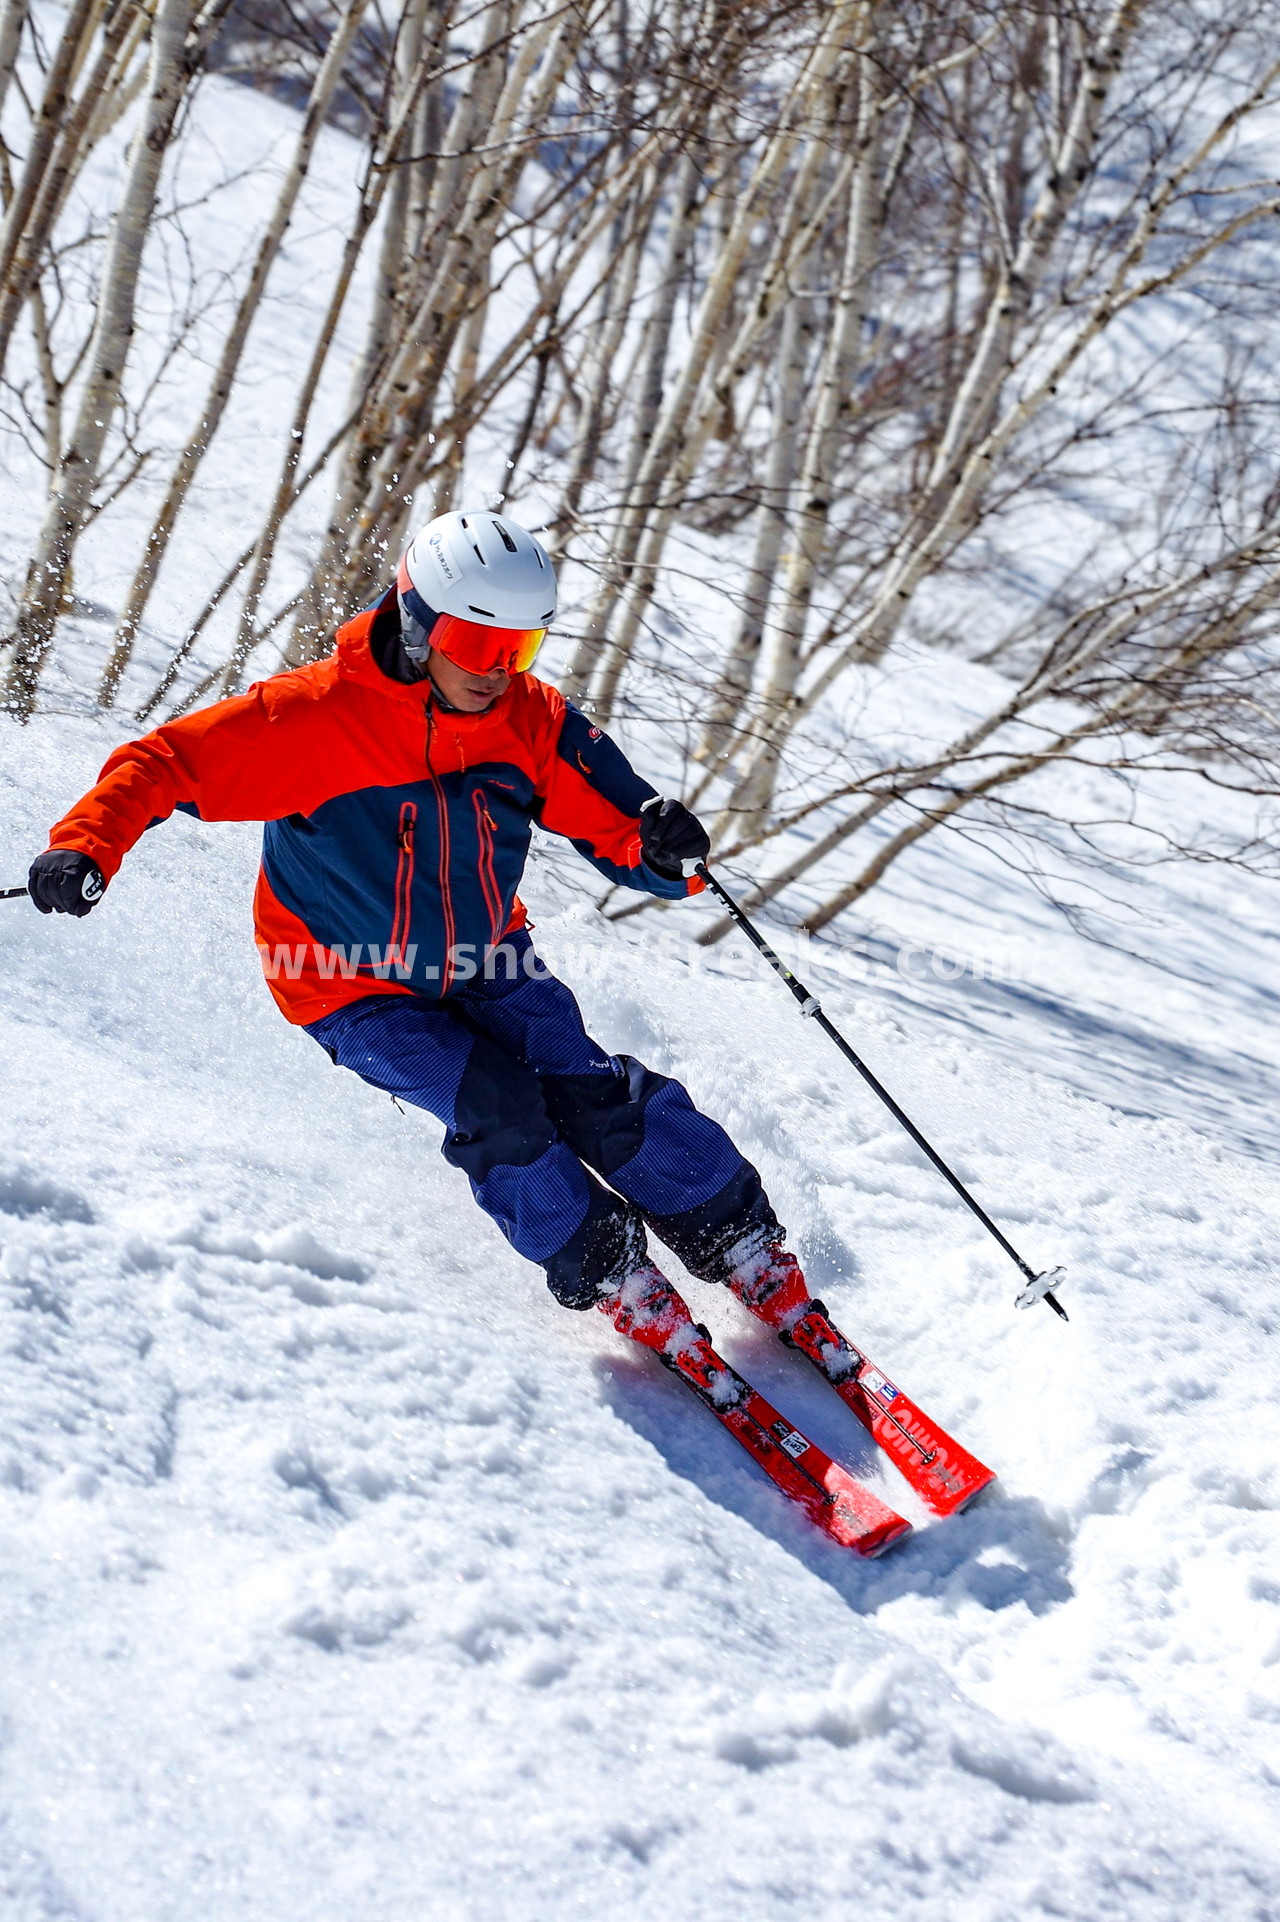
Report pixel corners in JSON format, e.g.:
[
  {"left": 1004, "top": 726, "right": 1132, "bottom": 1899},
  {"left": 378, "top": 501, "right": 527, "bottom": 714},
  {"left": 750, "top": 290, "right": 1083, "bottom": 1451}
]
[
  {"left": 695, "top": 862, "right": 1067, "bottom": 1321},
  {"left": 1, "top": 885, "right": 29, "bottom": 900}
]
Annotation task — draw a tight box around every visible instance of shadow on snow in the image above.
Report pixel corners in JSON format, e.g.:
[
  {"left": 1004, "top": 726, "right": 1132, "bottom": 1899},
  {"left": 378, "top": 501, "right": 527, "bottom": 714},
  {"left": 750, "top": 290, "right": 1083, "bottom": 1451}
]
[{"left": 595, "top": 1350, "right": 1073, "bottom": 1620}]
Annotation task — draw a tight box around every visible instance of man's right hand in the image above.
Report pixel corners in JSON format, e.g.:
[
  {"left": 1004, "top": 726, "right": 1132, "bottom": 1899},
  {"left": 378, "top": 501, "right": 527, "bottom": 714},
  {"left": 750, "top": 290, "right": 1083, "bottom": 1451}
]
[{"left": 28, "top": 849, "right": 106, "bottom": 916}]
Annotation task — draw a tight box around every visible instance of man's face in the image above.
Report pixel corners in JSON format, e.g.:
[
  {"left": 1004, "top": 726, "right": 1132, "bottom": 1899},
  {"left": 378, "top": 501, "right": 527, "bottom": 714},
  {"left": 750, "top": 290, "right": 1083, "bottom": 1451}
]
[{"left": 427, "top": 646, "right": 511, "bottom": 713}]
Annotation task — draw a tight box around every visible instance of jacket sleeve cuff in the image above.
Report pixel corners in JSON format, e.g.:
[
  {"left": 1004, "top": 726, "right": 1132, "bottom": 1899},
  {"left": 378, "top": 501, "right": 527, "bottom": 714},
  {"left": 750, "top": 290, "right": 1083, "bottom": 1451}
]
[
  {"left": 47, "top": 832, "right": 122, "bottom": 882},
  {"left": 637, "top": 857, "right": 703, "bottom": 898}
]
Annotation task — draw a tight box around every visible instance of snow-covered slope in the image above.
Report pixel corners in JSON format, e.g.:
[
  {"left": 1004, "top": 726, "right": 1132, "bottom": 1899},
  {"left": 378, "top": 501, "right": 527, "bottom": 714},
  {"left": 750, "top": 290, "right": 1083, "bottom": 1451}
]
[
  {"left": 4, "top": 39, "right": 1280, "bottom": 1921},
  {"left": 3, "top": 710, "right": 1280, "bottom": 1922}
]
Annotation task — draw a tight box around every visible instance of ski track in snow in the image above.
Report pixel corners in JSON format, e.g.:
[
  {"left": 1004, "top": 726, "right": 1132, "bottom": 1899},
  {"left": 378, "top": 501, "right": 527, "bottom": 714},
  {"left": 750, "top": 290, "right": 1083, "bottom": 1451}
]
[{"left": 2, "top": 717, "right": 1280, "bottom": 1922}]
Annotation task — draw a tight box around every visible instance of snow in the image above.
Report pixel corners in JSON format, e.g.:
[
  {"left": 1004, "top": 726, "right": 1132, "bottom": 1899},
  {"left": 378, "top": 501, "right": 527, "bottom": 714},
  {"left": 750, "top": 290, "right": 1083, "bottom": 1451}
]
[
  {"left": 4, "top": 39, "right": 1280, "bottom": 1922},
  {"left": 4, "top": 708, "right": 1280, "bottom": 1920}
]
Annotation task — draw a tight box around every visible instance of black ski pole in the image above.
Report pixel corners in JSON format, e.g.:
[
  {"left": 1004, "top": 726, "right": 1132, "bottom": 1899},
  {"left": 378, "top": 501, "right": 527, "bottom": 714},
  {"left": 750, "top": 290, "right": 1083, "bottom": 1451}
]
[
  {"left": 1, "top": 885, "right": 28, "bottom": 900},
  {"left": 695, "top": 862, "right": 1068, "bottom": 1321}
]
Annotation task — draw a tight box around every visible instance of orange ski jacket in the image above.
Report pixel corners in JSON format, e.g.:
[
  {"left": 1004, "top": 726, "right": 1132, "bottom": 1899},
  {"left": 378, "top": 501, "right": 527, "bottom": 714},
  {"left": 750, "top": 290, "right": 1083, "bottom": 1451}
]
[{"left": 47, "top": 596, "right": 700, "bottom": 1024}]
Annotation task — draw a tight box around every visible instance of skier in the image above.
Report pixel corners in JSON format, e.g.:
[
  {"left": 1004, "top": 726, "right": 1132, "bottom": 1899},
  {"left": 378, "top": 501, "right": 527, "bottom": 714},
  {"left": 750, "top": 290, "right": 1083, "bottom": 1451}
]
[{"left": 28, "top": 511, "right": 818, "bottom": 1374}]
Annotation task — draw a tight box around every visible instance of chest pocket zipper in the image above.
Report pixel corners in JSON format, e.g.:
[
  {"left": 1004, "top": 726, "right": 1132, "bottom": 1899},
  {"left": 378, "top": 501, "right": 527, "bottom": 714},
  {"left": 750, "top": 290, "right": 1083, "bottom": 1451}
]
[
  {"left": 473, "top": 792, "right": 504, "bottom": 945},
  {"left": 391, "top": 801, "right": 417, "bottom": 965}
]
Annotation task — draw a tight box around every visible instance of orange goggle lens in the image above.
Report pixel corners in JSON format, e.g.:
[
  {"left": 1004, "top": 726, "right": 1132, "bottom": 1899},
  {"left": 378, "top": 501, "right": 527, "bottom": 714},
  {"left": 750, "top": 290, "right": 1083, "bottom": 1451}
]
[{"left": 431, "top": 613, "right": 546, "bottom": 676}]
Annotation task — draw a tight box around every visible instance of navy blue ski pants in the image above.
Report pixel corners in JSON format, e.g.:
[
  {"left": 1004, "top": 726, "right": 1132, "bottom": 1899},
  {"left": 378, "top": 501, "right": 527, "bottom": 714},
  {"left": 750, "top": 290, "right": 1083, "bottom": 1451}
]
[{"left": 306, "top": 928, "right": 778, "bottom": 1306}]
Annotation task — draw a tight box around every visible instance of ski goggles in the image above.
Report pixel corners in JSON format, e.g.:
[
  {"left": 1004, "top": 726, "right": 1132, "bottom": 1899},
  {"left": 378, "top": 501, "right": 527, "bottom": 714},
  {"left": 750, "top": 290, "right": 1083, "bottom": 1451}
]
[
  {"left": 397, "top": 559, "right": 546, "bottom": 675},
  {"left": 429, "top": 612, "right": 546, "bottom": 676}
]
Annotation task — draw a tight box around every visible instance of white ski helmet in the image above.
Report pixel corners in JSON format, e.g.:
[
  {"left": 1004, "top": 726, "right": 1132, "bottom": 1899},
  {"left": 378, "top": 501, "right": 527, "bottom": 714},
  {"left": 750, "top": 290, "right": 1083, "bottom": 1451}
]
[{"left": 399, "top": 510, "right": 556, "bottom": 633}]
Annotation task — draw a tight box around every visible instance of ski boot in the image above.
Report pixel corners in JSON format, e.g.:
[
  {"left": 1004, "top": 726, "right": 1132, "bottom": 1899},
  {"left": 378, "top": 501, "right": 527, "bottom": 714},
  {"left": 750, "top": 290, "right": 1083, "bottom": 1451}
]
[
  {"left": 720, "top": 1241, "right": 861, "bottom": 1380},
  {"left": 720, "top": 1240, "right": 994, "bottom": 1516},
  {"left": 597, "top": 1262, "right": 740, "bottom": 1406}
]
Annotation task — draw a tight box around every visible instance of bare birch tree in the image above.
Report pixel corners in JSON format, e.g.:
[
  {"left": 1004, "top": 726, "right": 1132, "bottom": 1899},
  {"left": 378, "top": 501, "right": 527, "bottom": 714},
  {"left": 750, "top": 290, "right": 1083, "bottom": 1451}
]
[
  {"left": 4, "top": 0, "right": 1280, "bottom": 960},
  {"left": 95, "top": 0, "right": 373, "bottom": 702},
  {"left": 1, "top": 0, "right": 212, "bottom": 719}
]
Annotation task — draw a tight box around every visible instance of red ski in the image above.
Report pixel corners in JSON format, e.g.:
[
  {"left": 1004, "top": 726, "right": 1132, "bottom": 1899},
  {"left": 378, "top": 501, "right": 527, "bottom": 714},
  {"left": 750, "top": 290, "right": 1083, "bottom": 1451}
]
[
  {"left": 724, "top": 1250, "right": 996, "bottom": 1519},
  {"left": 601, "top": 1266, "right": 912, "bottom": 1558},
  {"left": 781, "top": 1300, "right": 995, "bottom": 1518},
  {"left": 668, "top": 1338, "right": 912, "bottom": 1557}
]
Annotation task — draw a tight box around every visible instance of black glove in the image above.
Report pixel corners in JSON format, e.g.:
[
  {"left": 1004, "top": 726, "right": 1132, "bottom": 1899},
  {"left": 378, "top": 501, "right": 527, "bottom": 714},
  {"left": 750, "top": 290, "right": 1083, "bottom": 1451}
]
[
  {"left": 28, "top": 849, "right": 106, "bottom": 916},
  {"left": 639, "top": 796, "right": 710, "bottom": 880}
]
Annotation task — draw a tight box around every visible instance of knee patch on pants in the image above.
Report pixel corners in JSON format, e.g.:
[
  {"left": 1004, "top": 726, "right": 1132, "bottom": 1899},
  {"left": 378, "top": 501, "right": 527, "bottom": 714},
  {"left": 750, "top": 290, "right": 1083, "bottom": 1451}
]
[
  {"left": 442, "top": 1031, "right": 558, "bottom": 1181},
  {"left": 542, "top": 1055, "right": 743, "bottom": 1213},
  {"left": 543, "top": 1178, "right": 646, "bottom": 1310},
  {"left": 641, "top": 1161, "right": 783, "bottom": 1283}
]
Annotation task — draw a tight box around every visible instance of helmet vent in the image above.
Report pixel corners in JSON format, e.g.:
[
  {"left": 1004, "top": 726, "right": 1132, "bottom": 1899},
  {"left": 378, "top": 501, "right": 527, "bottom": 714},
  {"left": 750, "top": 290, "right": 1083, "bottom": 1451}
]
[
  {"left": 494, "top": 521, "right": 518, "bottom": 552},
  {"left": 468, "top": 604, "right": 495, "bottom": 618},
  {"left": 472, "top": 544, "right": 486, "bottom": 564}
]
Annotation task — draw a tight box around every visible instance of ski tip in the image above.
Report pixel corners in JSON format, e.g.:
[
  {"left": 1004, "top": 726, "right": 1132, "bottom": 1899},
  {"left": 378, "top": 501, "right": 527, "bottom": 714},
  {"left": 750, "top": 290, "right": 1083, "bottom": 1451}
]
[
  {"left": 819, "top": 1474, "right": 914, "bottom": 1558},
  {"left": 856, "top": 1514, "right": 914, "bottom": 1558},
  {"left": 927, "top": 1468, "right": 998, "bottom": 1519},
  {"left": 824, "top": 1491, "right": 914, "bottom": 1557}
]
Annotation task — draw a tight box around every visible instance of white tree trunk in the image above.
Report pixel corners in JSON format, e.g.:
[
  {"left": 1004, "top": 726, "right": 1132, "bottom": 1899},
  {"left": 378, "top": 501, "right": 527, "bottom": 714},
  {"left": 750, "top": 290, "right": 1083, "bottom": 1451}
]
[
  {"left": 720, "top": 55, "right": 883, "bottom": 832},
  {"left": 719, "top": 0, "right": 1145, "bottom": 816},
  {"left": 546, "top": 173, "right": 656, "bottom": 572},
  {"left": 1, "top": 0, "right": 196, "bottom": 719},
  {"left": 98, "top": 0, "right": 373, "bottom": 703},
  {"left": 581, "top": 7, "right": 864, "bottom": 720},
  {"left": 560, "top": 149, "right": 704, "bottom": 701},
  {"left": 691, "top": 285, "right": 814, "bottom": 775},
  {"left": 285, "top": 0, "right": 524, "bottom": 659},
  {"left": 0, "top": 0, "right": 100, "bottom": 365},
  {"left": 0, "top": 0, "right": 29, "bottom": 125}
]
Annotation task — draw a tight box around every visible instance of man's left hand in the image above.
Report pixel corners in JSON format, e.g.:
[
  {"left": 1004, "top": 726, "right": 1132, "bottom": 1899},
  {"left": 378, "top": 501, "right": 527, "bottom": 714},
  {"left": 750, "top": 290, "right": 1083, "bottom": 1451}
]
[{"left": 639, "top": 797, "right": 710, "bottom": 880}]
